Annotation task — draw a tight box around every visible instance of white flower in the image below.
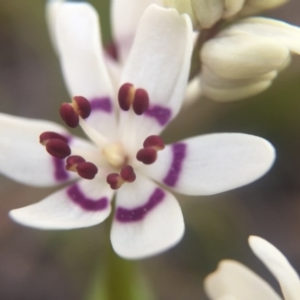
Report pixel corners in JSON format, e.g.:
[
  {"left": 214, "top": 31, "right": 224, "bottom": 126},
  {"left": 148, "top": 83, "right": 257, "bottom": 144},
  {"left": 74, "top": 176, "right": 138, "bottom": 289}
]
[
  {"left": 204, "top": 236, "right": 300, "bottom": 300},
  {"left": 162, "top": 0, "right": 289, "bottom": 29},
  {"left": 0, "top": 3, "right": 275, "bottom": 259},
  {"left": 200, "top": 17, "right": 300, "bottom": 101},
  {"left": 163, "top": 0, "right": 245, "bottom": 28},
  {"left": 47, "top": 0, "right": 163, "bottom": 89}
]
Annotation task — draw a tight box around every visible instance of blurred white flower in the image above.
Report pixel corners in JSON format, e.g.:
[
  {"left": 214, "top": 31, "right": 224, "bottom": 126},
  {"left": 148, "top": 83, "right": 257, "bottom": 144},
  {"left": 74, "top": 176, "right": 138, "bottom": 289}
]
[
  {"left": 164, "top": 0, "right": 244, "bottom": 28},
  {"left": 199, "top": 17, "right": 300, "bottom": 101},
  {"left": 0, "top": 2, "right": 275, "bottom": 259},
  {"left": 163, "top": 0, "right": 289, "bottom": 29},
  {"left": 205, "top": 236, "right": 300, "bottom": 299}
]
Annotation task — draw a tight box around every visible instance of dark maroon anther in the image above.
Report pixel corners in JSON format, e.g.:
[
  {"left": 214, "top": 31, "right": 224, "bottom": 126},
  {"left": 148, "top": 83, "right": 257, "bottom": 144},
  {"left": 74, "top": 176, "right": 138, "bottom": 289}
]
[
  {"left": 133, "top": 88, "right": 149, "bottom": 115},
  {"left": 120, "top": 165, "right": 136, "bottom": 182},
  {"left": 73, "top": 96, "right": 91, "bottom": 119},
  {"left": 46, "top": 139, "right": 71, "bottom": 159},
  {"left": 106, "top": 173, "right": 123, "bottom": 190},
  {"left": 66, "top": 155, "right": 86, "bottom": 171},
  {"left": 76, "top": 162, "right": 98, "bottom": 180},
  {"left": 143, "top": 135, "right": 165, "bottom": 150},
  {"left": 39, "top": 131, "right": 68, "bottom": 145},
  {"left": 136, "top": 148, "right": 157, "bottom": 165},
  {"left": 60, "top": 103, "right": 79, "bottom": 128},
  {"left": 118, "top": 83, "right": 134, "bottom": 111}
]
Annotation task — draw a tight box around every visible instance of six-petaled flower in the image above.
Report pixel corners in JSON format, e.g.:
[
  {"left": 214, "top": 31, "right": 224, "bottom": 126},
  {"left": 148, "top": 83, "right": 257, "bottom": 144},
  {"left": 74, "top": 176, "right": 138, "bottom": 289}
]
[{"left": 0, "top": 3, "right": 275, "bottom": 259}]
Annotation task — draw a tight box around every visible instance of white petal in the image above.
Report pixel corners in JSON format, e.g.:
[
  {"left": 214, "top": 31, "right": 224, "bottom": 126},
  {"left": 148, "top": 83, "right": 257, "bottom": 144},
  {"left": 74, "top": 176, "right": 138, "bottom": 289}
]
[
  {"left": 249, "top": 236, "right": 300, "bottom": 300},
  {"left": 54, "top": 2, "right": 117, "bottom": 137},
  {"left": 45, "top": 0, "right": 64, "bottom": 54},
  {"left": 119, "top": 4, "right": 193, "bottom": 144},
  {"left": 204, "top": 260, "right": 282, "bottom": 300},
  {"left": 0, "top": 113, "right": 76, "bottom": 186},
  {"left": 104, "top": 53, "right": 122, "bottom": 94},
  {"left": 10, "top": 179, "right": 113, "bottom": 230},
  {"left": 220, "top": 17, "right": 300, "bottom": 55},
  {"left": 110, "top": 176, "right": 184, "bottom": 259},
  {"left": 112, "top": 0, "right": 163, "bottom": 64},
  {"left": 145, "top": 133, "right": 275, "bottom": 195}
]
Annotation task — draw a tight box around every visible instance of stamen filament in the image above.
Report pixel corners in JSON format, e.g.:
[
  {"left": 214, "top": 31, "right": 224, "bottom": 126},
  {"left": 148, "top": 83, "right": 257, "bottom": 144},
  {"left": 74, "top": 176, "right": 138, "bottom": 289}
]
[{"left": 79, "top": 118, "right": 108, "bottom": 148}]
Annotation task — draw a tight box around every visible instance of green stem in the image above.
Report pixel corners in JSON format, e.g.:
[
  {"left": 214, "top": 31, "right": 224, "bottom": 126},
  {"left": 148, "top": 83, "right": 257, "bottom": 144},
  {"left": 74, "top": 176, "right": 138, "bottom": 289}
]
[
  {"left": 85, "top": 215, "right": 154, "bottom": 300},
  {"left": 105, "top": 245, "right": 138, "bottom": 300}
]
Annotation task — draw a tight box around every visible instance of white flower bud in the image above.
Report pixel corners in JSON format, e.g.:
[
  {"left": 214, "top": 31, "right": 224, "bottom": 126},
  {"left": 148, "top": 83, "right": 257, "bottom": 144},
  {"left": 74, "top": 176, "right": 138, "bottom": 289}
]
[
  {"left": 191, "top": 0, "right": 224, "bottom": 28},
  {"left": 202, "top": 34, "right": 289, "bottom": 79},
  {"left": 163, "top": 0, "right": 245, "bottom": 29},
  {"left": 164, "top": 0, "right": 289, "bottom": 29},
  {"left": 199, "top": 17, "right": 300, "bottom": 101}
]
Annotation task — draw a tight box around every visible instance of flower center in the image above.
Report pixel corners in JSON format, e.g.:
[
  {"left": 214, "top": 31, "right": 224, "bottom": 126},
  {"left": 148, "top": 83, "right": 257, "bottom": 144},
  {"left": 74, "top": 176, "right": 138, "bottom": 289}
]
[
  {"left": 102, "top": 142, "right": 127, "bottom": 169},
  {"left": 39, "top": 85, "right": 165, "bottom": 190}
]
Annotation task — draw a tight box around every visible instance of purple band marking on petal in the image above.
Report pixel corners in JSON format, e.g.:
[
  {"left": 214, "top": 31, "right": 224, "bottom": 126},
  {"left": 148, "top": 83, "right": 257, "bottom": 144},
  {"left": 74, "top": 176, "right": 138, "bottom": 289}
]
[
  {"left": 90, "top": 97, "right": 112, "bottom": 113},
  {"left": 67, "top": 184, "right": 109, "bottom": 211},
  {"left": 53, "top": 157, "right": 69, "bottom": 182},
  {"left": 163, "top": 143, "right": 187, "bottom": 187},
  {"left": 116, "top": 188, "right": 165, "bottom": 223},
  {"left": 144, "top": 105, "right": 172, "bottom": 126}
]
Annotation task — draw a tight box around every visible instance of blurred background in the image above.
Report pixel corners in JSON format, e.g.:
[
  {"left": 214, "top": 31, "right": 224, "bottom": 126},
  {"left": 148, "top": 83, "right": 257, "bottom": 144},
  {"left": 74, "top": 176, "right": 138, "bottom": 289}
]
[{"left": 0, "top": 1, "right": 300, "bottom": 299}]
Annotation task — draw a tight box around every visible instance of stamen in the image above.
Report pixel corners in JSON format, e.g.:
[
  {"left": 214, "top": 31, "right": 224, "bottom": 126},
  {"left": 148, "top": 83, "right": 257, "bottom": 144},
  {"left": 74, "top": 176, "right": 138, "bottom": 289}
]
[
  {"left": 65, "top": 155, "right": 98, "bottom": 180},
  {"left": 40, "top": 131, "right": 68, "bottom": 145},
  {"left": 118, "top": 83, "right": 149, "bottom": 115},
  {"left": 76, "top": 162, "right": 98, "bottom": 180},
  {"left": 106, "top": 173, "right": 123, "bottom": 190},
  {"left": 143, "top": 135, "right": 165, "bottom": 150},
  {"left": 136, "top": 148, "right": 157, "bottom": 165},
  {"left": 72, "top": 96, "right": 91, "bottom": 119},
  {"left": 66, "top": 155, "right": 85, "bottom": 171},
  {"left": 60, "top": 103, "right": 79, "bottom": 128},
  {"left": 133, "top": 88, "right": 149, "bottom": 115},
  {"left": 118, "top": 83, "right": 134, "bottom": 111},
  {"left": 106, "top": 165, "right": 136, "bottom": 190},
  {"left": 120, "top": 165, "right": 136, "bottom": 182},
  {"left": 136, "top": 135, "right": 165, "bottom": 165},
  {"left": 45, "top": 139, "right": 71, "bottom": 159},
  {"left": 60, "top": 96, "right": 91, "bottom": 128}
]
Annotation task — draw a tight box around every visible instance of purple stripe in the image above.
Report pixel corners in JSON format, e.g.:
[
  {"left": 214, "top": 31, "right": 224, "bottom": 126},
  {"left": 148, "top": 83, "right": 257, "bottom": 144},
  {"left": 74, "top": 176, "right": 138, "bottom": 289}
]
[
  {"left": 144, "top": 105, "right": 171, "bottom": 126},
  {"left": 53, "top": 158, "right": 69, "bottom": 182},
  {"left": 116, "top": 188, "right": 165, "bottom": 222},
  {"left": 163, "top": 143, "right": 187, "bottom": 187},
  {"left": 67, "top": 184, "right": 109, "bottom": 211},
  {"left": 90, "top": 97, "right": 112, "bottom": 113}
]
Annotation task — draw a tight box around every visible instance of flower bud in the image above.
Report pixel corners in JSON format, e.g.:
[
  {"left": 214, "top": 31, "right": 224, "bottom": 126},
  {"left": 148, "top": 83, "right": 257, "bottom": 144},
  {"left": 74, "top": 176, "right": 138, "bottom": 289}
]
[
  {"left": 164, "top": 0, "right": 245, "bottom": 29},
  {"left": 201, "top": 34, "right": 289, "bottom": 80},
  {"left": 164, "top": 0, "right": 289, "bottom": 29},
  {"left": 199, "top": 17, "right": 300, "bottom": 101}
]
